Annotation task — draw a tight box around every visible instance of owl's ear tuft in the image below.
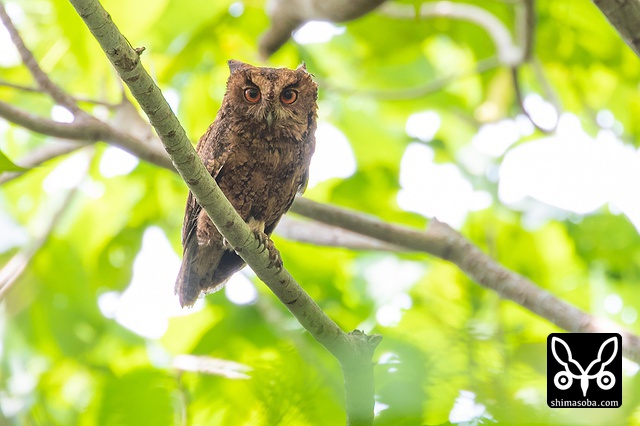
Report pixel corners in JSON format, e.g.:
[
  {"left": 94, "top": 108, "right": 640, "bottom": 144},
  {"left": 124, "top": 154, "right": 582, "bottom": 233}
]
[
  {"left": 296, "top": 62, "right": 307, "bottom": 71},
  {"left": 228, "top": 60, "right": 248, "bottom": 74}
]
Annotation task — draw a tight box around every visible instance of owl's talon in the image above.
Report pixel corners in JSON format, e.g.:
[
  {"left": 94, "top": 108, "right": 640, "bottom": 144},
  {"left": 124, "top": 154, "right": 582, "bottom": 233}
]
[
  {"left": 254, "top": 231, "right": 283, "bottom": 270},
  {"left": 265, "top": 237, "right": 283, "bottom": 271},
  {"left": 222, "top": 237, "right": 233, "bottom": 250},
  {"left": 253, "top": 230, "right": 268, "bottom": 253},
  {"left": 269, "top": 257, "right": 284, "bottom": 271}
]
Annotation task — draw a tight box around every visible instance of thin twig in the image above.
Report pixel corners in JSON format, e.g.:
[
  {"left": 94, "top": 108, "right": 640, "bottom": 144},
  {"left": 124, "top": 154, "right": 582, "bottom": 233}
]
[
  {"left": 0, "top": 80, "right": 41, "bottom": 93},
  {"left": 259, "top": 0, "right": 386, "bottom": 58},
  {"left": 0, "top": 100, "right": 173, "bottom": 170},
  {"left": 0, "top": 1, "right": 84, "bottom": 115},
  {"left": 0, "top": 172, "right": 85, "bottom": 299},
  {"left": 0, "top": 141, "right": 83, "bottom": 184},
  {"left": 0, "top": 99, "right": 94, "bottom": 138},
  {"left": 510, "top": 66, "right": 556, "bottom": 133},
  {"left": 175, "top": 373, "right": 189, "bottom": 426},
  {"left": 380, "top": 1, "right": 523, "bottom": 65},
  {"left": 517, "top": 0, "right": 535, "bottom": 61},
  {"left": 321, "top": 56, "right": 500, "bottom": 100},
  {"left": 0, "top": 79, "right": 122, "bottom": 107},
  {"left": 531, "top": 58, "right": 563, "bottom": 114}
]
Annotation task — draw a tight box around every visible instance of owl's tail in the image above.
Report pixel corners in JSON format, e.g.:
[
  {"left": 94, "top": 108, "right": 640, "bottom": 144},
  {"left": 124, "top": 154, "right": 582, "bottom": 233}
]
[
  {"left": 175, "top": 237, "right": 248, "bottom": 308},
  {"left": 175, "top": 238, "right": 225, "bottom": 308}
]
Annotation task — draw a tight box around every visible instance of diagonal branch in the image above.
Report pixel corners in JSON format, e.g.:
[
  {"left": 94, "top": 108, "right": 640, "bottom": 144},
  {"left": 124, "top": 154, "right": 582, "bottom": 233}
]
[
  {"left": 0, "top": 78, "right": 122, "bottom": 107},
  {"left": 290, "top": 198, "right": 640, "bottom": 363},
  {"left": 67, "top": 0, "right": 380, "bottom": 424},
  {"left": 592, "top": 0, "right": 640, "bottom": 58},
  {"left": 68, "top": 0, "right": 347, "bottom": 357}
]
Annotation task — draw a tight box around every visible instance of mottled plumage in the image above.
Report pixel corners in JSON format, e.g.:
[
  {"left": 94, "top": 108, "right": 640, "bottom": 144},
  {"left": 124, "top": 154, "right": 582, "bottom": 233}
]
[{"left": 175, "top": 60, "right": 318, "bottom": 307}]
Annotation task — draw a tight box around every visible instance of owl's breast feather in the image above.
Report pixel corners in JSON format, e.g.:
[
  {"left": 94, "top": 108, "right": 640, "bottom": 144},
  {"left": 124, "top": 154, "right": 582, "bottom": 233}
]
[{"left": 216, "top": 137, "right": 309, "bottom": 224}]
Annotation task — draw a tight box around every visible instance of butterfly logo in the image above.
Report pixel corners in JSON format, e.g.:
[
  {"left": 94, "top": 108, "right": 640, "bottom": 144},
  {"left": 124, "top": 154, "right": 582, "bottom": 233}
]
[{"left": 551, "top": 336, "right": 617, "bottom": 397}]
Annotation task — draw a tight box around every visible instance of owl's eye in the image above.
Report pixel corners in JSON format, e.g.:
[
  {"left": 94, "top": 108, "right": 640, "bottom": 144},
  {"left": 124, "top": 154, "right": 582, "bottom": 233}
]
[
  {"left": 280, "top": 88, "right": 298, "bottom": 105},
  {"left": 244, "top": 87, "right": 261, "bottom": 103}
]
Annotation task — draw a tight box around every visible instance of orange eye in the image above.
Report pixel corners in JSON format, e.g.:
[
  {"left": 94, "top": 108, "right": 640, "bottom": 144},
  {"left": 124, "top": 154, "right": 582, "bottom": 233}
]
[
  {"left": 280, "top": 88, "right": 298, "bottom": 105},
  {"left": 244, "top": 87, "right": 261, "bottom": 103}
]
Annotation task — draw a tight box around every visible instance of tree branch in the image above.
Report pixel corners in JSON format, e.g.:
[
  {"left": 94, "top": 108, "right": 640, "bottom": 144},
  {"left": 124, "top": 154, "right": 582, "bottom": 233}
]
[
  {"left": 0, "top": 2, "right": 84, "bottom": 115},
  {"left": 0, "top": 6, "right": 172, "bottom": 173},
  {"left": 510, "top": 66, "right": 557, "bottom": 133},
  {"left": 290, "top": 198, "right": 640, "bottom": 363},
  {"left": 0, "top": 100, "right": 92, "bottom": 139},
  {"left": 259, "top": 0, "right": 387, "bottom": 58},
  {"left": 592, "top": 0, "right": 640, "bottom": 58},
  {"left": 67, "top": 0, "right": 380, "bottom": 423},
  {"left": 320, "top": 56, "right": 500, "bottom": 101},
  {"left": 380, "top": 1, "right": 524, "bottom": 66},
  {"left": 0, "top": 79, "right": 121, "bottom": 107},
  {"left": 0, "top": 100, "right": 173, "bottom": 170},
  {"left": 517, "top": 0, "right": 536, "bottom": 61},
  {"left": 0, "top": 80, "right": 41, "bottom": 93},
  {"left": 0, "top": 165, "right": 85, "bottom": 300},
  {"left": 277, "top": 216, "right": 403, "bottom": 251},
  {"left": 0, "top": 140, "right": 82, "bottom": 184}
]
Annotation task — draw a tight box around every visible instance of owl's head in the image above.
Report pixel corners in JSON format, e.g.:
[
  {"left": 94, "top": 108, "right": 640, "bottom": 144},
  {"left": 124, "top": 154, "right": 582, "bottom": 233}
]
[{"left": 223, "top": 60, "right": 318, "bottom": 140}]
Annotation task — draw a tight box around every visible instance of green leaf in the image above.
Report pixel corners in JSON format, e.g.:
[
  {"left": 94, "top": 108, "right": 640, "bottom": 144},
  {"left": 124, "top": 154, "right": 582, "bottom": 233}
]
[
  {"left": 98, "top": 369, "right": 176, "bottom": 426},
  {"left": 0, "top": 150, "right": 27, "bottom": 173}
]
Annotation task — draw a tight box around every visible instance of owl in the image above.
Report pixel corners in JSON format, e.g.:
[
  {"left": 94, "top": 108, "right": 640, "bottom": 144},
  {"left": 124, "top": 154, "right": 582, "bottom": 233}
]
[{"left": 175, "top": 60, "right": 318, "bottom": 307}]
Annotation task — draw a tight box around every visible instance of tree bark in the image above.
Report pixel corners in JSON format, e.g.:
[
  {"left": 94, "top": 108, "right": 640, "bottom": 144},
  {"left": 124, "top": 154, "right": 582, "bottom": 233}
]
[{"left": 593, "top": 0, "right": 640, "bottom": 58}]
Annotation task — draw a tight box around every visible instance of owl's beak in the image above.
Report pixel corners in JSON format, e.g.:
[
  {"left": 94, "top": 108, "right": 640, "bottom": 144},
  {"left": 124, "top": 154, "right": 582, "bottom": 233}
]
[{"left": 266, "top": 111, "right": 275, "bottom": 130}]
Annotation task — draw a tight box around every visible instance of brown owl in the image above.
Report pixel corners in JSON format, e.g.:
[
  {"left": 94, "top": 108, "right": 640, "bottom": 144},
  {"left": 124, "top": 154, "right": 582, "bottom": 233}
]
[{"left": 175, "top": 60, "right": 318, "bottom": 307}]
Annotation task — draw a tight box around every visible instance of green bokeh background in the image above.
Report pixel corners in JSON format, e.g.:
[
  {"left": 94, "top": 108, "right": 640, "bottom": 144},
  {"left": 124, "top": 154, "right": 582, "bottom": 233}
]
[{"left": 1, "top": 0, "right": 640, "bottom": 424}]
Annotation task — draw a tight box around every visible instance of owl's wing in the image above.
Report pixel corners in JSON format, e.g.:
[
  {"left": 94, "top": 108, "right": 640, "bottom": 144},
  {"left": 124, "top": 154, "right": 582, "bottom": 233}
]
[
  {"left": 180, "top": 192, "right": 199, "bottom": 249},
  {"left": 264, "top": 166, "right": 310, "bottom": 237},
  {"left": 297, "top": 168, "right": 309, "bottom": 195},
  {"left": 181, "top": 125, "right": 231, "bottom": 249},
  {"left": 176, "top": 126, "right": 234, "bottom": 307},
  {"left": 180, "top": 167, "right": 227, "bottom": 249}
]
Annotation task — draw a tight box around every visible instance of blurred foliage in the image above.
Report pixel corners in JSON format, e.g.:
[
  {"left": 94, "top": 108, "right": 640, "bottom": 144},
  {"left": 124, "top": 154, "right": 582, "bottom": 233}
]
[{"left": 1, "top": 0, "right": 640, "bottom": 424}]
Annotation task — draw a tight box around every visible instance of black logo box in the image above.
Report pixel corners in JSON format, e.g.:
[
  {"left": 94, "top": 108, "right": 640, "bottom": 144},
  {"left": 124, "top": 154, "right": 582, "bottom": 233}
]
[{"left": 547, "top": 333, "right": 621, "bottom": 408}]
